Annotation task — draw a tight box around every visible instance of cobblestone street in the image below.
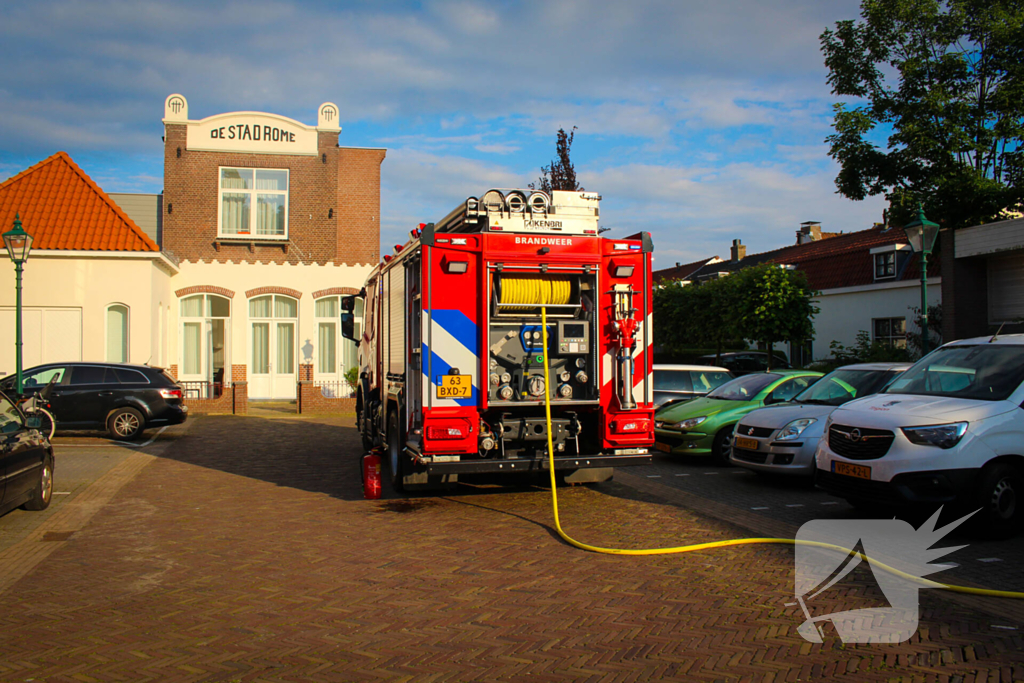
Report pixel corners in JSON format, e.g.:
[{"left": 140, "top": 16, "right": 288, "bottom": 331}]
[{"left": 0, "top": 415, "right": 1022, "bottom": 682}]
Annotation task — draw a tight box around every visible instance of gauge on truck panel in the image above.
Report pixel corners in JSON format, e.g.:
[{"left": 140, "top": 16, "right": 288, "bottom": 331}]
[{"left": 556, "top": 319, "right": 590, "bottom": 355}]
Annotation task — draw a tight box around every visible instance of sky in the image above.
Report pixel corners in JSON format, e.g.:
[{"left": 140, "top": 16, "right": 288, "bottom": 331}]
[{"left": 0, "top": 0, "right": 887, "bottom": 268}]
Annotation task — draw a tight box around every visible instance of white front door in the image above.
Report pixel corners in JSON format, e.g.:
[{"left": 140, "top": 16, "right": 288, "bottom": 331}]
[{"left": 250, "top": 320, "right": 296, "bottom": 399}]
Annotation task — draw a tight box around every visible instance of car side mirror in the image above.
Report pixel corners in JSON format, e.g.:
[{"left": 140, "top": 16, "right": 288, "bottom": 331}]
[
  {"left": 341, "top": 312, "right": 356, "bottom": 341},
  {"left": 26, "top": 416, "right": 42, "bottom": 430},
  {"left": 763, "top": 393, "right": 780, "bottom": 405}
]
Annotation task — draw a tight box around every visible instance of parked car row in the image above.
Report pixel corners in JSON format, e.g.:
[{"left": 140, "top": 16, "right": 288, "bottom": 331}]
[{"left": 655, "top": 334, "right": 1024, "bottom": 537}]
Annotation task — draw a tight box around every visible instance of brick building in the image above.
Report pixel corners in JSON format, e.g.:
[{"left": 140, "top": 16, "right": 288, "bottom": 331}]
[
  {"left": 1, "top": 94, "right": 385, "bottom": 405},
  {"left": 160, "top": 94, "right": 384, "bottom": 399}
]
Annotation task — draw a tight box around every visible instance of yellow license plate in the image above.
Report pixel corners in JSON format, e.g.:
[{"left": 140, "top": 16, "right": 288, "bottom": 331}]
[
  {"left": 655, "top": 442, "right": 672, "bottom": 453},
  {"left": 832, "top": 461, "right": 871, "bottom": 480},
  {"left": 733, "top": 436, "right": 758, "bottom": 451},
  {"left": 436, "top": 374, "right": 472, "bottom": 399}
]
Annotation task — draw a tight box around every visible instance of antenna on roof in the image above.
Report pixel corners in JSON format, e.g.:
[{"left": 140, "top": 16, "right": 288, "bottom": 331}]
[{"left": 989, "top": 322, "right": 1006, "bottom": 343}]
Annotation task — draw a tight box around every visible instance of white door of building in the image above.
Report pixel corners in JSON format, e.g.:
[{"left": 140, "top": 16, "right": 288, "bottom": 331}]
[
  {"left": 0, "top": 307, "right": 82, "bottom": 377},
  {"left": 249, "top": 295, "right": 297, "bottom": 399}
]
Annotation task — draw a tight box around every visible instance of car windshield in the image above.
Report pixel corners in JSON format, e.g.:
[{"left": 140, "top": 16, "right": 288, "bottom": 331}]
[
  {"left": 794, "top": 368, "right": 899, "bottom": 406},
  {"left": 885, "top": 345, "right": 1024, "bottom": 401},
  {"left": 706, "top": 373, "right": 780, "bottom": 401},
  {"left": 654, "top": 370, "right": 691, "bottom": 391}
]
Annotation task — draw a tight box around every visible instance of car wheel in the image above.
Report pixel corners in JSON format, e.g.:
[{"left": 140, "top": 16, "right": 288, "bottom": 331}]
[
  {"left": 972, "top": 463, "right": 1022, "bottom": 539},
  {"left": 108, "top": 407, "right": 145, "bottom": 441},
  {"left": 386, "top": 410, "right": 405, "bottom": 493},
  {"left": 23, "top": 453, "right": 54, "bottom": 511},
  {"left": 712, "top": 426, "right": 734, "bottom": 466}
]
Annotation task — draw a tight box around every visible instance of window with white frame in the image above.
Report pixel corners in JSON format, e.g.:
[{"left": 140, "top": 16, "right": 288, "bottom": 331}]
[
  {"left": 313, "top": 296, "right": 362, "bottom": 379},
  {"left": 180, "top": 294, "right": 231, "bottom": 392},
  {"left": 106, "top": 304, "right": 129, "bottom": 363},
  {"left": 873, "top": 317, "right": 906, "bottom": 348},
  {"left": 219, "top": 167, "right": 289, "bottom": 238},
  {"left": 874, "top": 251, "right": 896, "bottom": 279}
]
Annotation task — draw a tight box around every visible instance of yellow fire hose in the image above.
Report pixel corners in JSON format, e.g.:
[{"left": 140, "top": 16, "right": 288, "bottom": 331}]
[{"left": 538, "top": 307, "right": 1024, "bottom": 600}]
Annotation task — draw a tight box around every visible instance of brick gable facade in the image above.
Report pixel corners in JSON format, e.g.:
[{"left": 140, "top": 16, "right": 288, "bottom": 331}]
[{"left": 162, "top": 126, "right": 383, "bottom": 266}]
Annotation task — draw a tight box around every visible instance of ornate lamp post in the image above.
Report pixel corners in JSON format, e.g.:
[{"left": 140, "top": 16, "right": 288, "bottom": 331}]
[
  {"left": 902, "top": 205, "right": 940, "bottom": 356},
  {"left": 3, "top": 214, "right": 34, "bottom": 395}
]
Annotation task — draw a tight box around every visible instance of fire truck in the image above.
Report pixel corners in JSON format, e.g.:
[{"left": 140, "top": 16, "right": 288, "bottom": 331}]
[{"left": 341, "top": 189, "right": 654, "bottom": 490}]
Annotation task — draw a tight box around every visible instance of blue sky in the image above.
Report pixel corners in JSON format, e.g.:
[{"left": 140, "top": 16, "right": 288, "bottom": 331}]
[{"left": 0, "top": 0, "right": 886, "bottom": 267}]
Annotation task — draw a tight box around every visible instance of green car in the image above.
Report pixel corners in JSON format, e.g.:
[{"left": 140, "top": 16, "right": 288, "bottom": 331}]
[{"left": 653, "top": 370, "right": 823, "bottom": 464}]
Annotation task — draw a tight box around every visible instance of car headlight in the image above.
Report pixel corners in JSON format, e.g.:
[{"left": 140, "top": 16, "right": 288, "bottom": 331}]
[
  {"left": 776, "top": 418, "right": 817, "bottom": 441},
  {"left": 901, "top": 422, "right": 968, "bottom": 449},
  {"left": 674, "top": 416, "right": 706, "bottom": 431}
]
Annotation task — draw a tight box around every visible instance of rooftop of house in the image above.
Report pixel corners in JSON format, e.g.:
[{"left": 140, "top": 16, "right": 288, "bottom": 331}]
[
  {"left": 0, "top": 151, "right": 159, "bottom": 252},
  {"left": 654, "top": 221, "right": 940, "bottom": 291}
]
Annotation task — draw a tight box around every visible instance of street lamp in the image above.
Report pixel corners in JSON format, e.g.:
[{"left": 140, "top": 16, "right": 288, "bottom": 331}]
[
  {"left": 902, "top": 205, "right": 939, "bottom": 356},
  {"left": 3, "top": 214, "right": 34, "bottom": 395}
]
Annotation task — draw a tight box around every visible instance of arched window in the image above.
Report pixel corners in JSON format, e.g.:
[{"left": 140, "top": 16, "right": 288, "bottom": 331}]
[
  {"left": 106, "top": 304, "right": 129, "bottom": 363},
  {"left": 180, "top": 294, "right": 231, "bottom": 396}
]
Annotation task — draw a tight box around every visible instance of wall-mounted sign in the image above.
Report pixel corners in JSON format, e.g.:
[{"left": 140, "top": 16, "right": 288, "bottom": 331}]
[{"left": 163, "top": 94, "right": 341, "bottom": 157}]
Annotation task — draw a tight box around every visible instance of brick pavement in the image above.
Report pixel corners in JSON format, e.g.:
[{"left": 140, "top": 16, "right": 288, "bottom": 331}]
[{"left": 0, "top": 415, "right": 1022, "bottom": 681}]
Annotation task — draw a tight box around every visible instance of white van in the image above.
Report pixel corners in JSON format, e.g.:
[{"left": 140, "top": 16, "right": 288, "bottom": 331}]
[{"left": 815, "top": 334, "right": 1024, "bottom": 536}]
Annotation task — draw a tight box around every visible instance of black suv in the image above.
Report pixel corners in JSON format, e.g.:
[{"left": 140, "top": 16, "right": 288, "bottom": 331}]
[
  {"left": 0, "top": 363, "right": 187, "bottom": 440},
  {"left": 696, "top": 352, "right": 791, "bottom": 376}
]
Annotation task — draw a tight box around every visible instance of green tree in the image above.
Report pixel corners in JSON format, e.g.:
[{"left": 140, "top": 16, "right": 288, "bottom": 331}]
[
  {"left": 821, "top": 0, "right": 1024, "bottom": 228},
  {"left": 531, "top": 127, "right": 583, "bottom": 193},
  {"left": 653, "top": 277, "right": 740, "bottom": 364},
  {"left": 731, "top": 265, "right": 819, "bottom": 370}
]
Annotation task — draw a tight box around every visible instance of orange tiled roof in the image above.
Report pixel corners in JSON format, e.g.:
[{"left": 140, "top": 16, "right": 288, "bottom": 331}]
[{"left": 0, "top": 151, "right": 159, "bottom": 252}]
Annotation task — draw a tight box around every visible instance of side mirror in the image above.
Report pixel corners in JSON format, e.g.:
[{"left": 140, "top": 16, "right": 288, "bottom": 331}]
[
  {"left": 341, "top": 312, "right": 356, "bottom": 341},
  {"left": 26, "top": 416, "right": 42, "bottom": 430},
  {"left": 341, "top": 295, "right": 356, "bottom": 312},
  {"left": 763, "top": 393, "right": 780, "bottom": 405}
]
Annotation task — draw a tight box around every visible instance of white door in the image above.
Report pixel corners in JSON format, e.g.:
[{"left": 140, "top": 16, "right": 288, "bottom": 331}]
[
  {"left": 0, "top": 307, "right": 82, "bottom": 377},
  {"left": 249, "top": 295, "right": 297, "bottom": 399}
]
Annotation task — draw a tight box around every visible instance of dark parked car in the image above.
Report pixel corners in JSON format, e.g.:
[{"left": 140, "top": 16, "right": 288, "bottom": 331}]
[
  {"left": 0, "top": 390, "right": 54, "bottom": 517},
  {"left": 0, "top": 363, "right": 187, "bottom": 440},
  {"left": 697, "top": 352, "right": 791, "bottom": 376}
]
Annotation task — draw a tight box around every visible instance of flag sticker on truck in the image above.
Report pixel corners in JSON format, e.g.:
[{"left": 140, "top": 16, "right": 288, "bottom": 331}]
[{"left": 436, "top": 374, "right": 472, "bottom": 399}]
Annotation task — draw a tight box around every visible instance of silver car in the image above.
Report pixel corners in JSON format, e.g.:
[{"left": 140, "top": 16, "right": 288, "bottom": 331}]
[{"left": 729, "top": 363, "right": 910, "bottom": 476}]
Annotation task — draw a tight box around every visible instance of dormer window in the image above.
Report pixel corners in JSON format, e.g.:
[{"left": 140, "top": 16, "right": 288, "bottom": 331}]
[
  {"left": 870, "top": 243, "right": 909, "bottom": 281},
  {"left": 874, "top": 251, "right": 896, "bottom": 279}
]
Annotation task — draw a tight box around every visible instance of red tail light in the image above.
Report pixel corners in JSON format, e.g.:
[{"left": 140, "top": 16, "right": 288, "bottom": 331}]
[
  {"left": 159, "top": 388, "right": 183, "bottom": 400},
  {"left": 425, "top": 419, "right": 472, "bottom": 440},
  {"left": 611, "top": 418, "right": 651, "bottom": 434}
]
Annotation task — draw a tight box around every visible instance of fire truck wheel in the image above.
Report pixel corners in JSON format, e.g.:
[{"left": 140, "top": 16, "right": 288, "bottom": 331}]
[
  {"left": 357, "top": 396, "right": 373, "bottom": 452},
  {"left": 712, "top": 426, "right": 734, "bottom": 466},
  {"left": 387, "top": 410, "right": 405, "bottom": 492}
]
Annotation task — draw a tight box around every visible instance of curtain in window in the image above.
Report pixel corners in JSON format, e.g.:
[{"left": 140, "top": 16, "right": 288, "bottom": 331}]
[
  {"left": 256, "top": 194, "right": 285, "bottom": 235},
  {"left": 318, "top": 322, "right": 336, "bottom": 374},
  {"left": 222, "top": 193, "right": 250, "bottom": 234},
  {"left": 275, "top": 296, "right": 297, "bottom": 318},
  {"left": 249, "top": 296, "right": 272, "bottom": 318},
  {"left": 183, "top": 322, "right": 202, "bottom": 375},
  {"left": 106, "top": 305, "right": 128, "bottom": 363},
  {"left": 315, "top": 297, "right": 338, "bottom": 318},
  {"left": 181, "top": 295, "right": 204, "bottom": 317},
  {"left": 277, "top": 323, "right": 294, "bottom": 374},
  {"left": 252, "top": 323, "right": 269, "bottom": 374}
]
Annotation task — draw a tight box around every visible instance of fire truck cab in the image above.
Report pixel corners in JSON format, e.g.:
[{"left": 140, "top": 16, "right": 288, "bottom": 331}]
[{"left": 342, "top": 189, "right": 654, "bottom": 490}]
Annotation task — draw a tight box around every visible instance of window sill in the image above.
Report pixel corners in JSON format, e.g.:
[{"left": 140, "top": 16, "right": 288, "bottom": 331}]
[{"left": 214, "top": 237, "right": 289, "bottom": 254}]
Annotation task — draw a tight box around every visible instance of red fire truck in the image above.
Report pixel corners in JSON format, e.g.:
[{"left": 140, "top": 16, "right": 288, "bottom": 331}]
[{"left": 342, "top": 189, "right": 654, "bottom": 490}]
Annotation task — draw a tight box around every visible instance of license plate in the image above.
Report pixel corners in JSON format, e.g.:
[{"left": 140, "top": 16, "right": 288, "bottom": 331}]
[
  {"left": 733, "top": 436, "right": 758, "bottom": 451},
  {"left": 655, "top": 442, "right": 672, "bottom": 453},
  {"left": 832, "top": 461, "right": 871, "bottom": 480},
  {"left": 436, "top": 374, "right": 472, "bottom": 399}
]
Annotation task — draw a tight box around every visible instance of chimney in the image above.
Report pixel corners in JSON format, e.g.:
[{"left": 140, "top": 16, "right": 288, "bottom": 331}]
[
  {"left": 797, "top": 221, "right": 822, "bottom": 244},
  {"left": 731, "top": 238, "right": 746, "bottom": 263}
]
